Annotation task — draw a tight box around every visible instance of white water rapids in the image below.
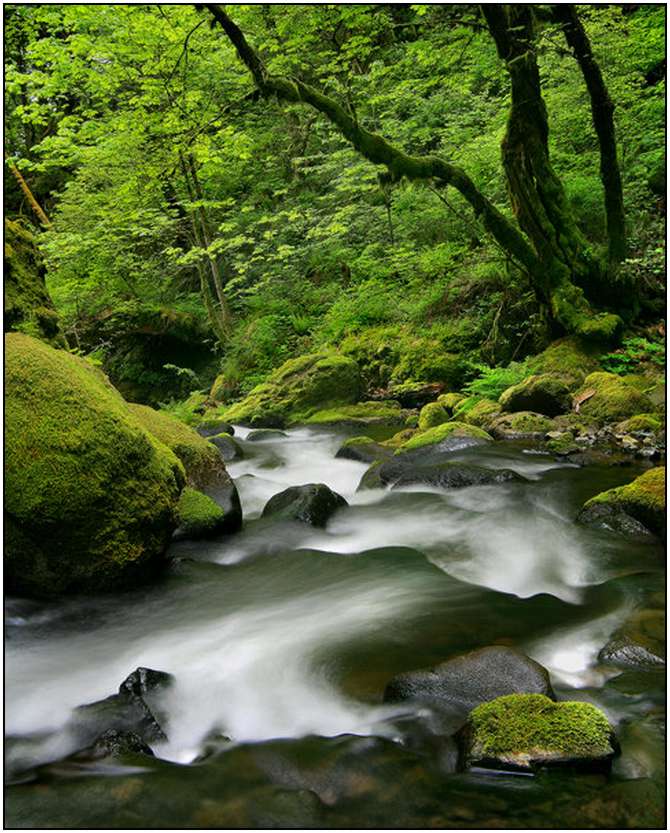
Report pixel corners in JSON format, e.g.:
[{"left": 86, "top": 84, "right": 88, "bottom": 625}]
[{"left": 5, "top": 425, "right": 645, "bottom": 767}]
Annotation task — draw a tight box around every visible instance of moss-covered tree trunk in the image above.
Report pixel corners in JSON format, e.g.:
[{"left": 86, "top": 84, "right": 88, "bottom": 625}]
[{"left": 482, "top": 5, "right": 621, "bottom": 340}]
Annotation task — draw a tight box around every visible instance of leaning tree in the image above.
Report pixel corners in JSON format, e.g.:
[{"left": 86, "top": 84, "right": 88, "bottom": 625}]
[{"left": 204, "top": 3, "right": 633, "bottom": 342}]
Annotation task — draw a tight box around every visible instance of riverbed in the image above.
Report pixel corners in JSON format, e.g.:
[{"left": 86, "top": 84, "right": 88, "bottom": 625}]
[{"left": 5, "top": 425, "right": 665, "bottom": 828}]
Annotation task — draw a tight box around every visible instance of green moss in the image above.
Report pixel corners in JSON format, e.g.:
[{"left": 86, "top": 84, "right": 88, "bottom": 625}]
[
  {"left": 159, "top": 391, "right": 209, "bottom": 427},
  {"left": 527, "top": 336, "right": 601, "bottom": 384},
  {"left": 209, "top": 373, "right": 233, "bottom": 403},
  {"left": 128, "top": 403, "right": 223, "bottom": 490},
  {"left": 341, "top": 435, "right": 376, "bottom": 448},
  {"left": 499, "top": 374, "right": 572, "bottom": 416},
  {"left": 381, "top": 428, "right": 418, "bottom": 448},
  {"left": 418, "top": 402, "right": 449, "bottom": 431},
  {"left": 437, "top": 392, "right": 466, "bottom": 413},
  {"left": 175, "top": 487, "right": 227, "bottom": 539},
  {"left": 459, "top": 398, "right": 501, "bottom": 428},
  {"left": 220, "top": 352, "right": 361, "bottom": 427},
  {"left": 615, "top": 414, "right": 663, "bottom": 433},
  {"left": 338, "top": 326, "right": 466, "bottom": 390},
  {"left": 4, "top": 219, "right": 67, "bottom": 349},
  {"left": 5, "top": 333, "right": 184, "bottom": 595},
  {"left": 469, "top": 694, "right": 613, "bottom": 759},
  {"left": 303, "top": 400, "right": 402, "bottom": 426},
  {"left": 490, "top": 411, "right": 555, "bottom": 438},
  {"left": 397, "top": 421, "right": 492, "bottom": 453},
  {"left": 576, "top": 372, "right": 654, "bottom": 422},
  {"left": 584, "top": 467, "right": 665, "bottom": 536},
  {"left": 547, "top": 432, "right": 580, "bottom": 455}
]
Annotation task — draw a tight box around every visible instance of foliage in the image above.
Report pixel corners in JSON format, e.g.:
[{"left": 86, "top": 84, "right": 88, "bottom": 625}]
[
  {"left": 601, "top": 336, "right": 665, "bottom": 375},
  {"left": 463, "top": 361, "right": 531, "bottom": 400}
]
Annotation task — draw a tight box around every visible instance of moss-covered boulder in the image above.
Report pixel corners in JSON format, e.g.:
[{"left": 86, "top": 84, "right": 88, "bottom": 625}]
[
  {"left": 418, "top": 402, "right": 449, "bottom": 431},
  {"left": 499, "top": 374, "right": 573, "bottom": 417},
  {"left": 220, "top": 352, "right": 361, "bottom": 428},
  {"left": 614, "top": 414, "right": 663, "bottom": 434},
  {"left": 459, "top": 693, "right": 617, "bottom": 772},
  {"left": 128, "top": 403, "right": 241, "bottom": 533},
  {"left": 196, "top": 418, "right": 234, "bottom": 438},
  {"left": 303, "top": 400, "right": 403, "bottom": 426},
  {"left": 397, "top": 421, "right": 492, "bottom": 454},
  {"left": 174, "top": 488, "right": 232, "bottom": 541},
  {"left": 577, "top": 467, "right": 665, "bottom": 539},
  {"left": 546, "top": 432, "right": 580, "bottom": 456},
  {"left": 437, "top": 392, "right": 466, "bottom": 414},
  {"left": 574, "top": 372, "right": 654, "bottom": 422},
  {"left": 4, "top": 218, "right": 67, "bottom": 348},
  {"left": 489, "top": 411, "right": 555, "bottom": 440},
  {"left": 456, "top": 398, "right": 502, "bottom": 428},
  {"left": 5, "top": 334, "right": 185, "bottom": 595},
  {"left": 527, "top": 336, "right": 602, "bottom": 385}
]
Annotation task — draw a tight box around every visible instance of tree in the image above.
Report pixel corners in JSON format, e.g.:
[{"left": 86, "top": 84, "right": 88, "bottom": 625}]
[{"left": 205, "top": 3, "right": 627, "bottom": 341}]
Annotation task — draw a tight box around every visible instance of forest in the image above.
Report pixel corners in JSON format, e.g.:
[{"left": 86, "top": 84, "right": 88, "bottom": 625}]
[{"left": 4, "top": 3, "right": 667, "bottom": 830}]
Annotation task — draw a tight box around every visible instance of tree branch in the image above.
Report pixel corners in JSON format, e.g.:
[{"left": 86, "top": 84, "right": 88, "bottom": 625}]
[{"left": 203, "top": 3, "right": 540, "bottom": 275}]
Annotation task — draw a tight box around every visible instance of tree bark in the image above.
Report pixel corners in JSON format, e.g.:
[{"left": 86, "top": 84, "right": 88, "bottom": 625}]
[
  {"left": 552, "top": 4, "right": 626, "bottom": 266},
  {"left": 6, "top": 158, "right": 52, "bottom": 228}
]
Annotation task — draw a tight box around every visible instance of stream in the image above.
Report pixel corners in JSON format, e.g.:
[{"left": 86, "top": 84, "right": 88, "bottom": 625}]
[{"left": 5, "top": 425, "right": 666, "bottom": 828}]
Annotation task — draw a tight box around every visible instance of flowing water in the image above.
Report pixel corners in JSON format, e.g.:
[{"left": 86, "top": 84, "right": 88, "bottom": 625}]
[{"left": 5, "top": 426, "right": 666, "bottom": 828}]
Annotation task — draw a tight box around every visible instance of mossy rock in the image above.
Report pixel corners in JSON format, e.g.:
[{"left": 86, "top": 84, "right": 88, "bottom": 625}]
[
  {"left": 396, "top": 421, "right": 492, "bottom": 454},
  {"left": 578, "top": 467, "right": 665, "bottom": 538},
  {"left": 174, "top": 488, "right": 231, "bottom": 541},
  {"left": 546, "top": 432, "right": 580, "bottom": 456},
  {"left": 499, "top": 374, "right": 572, "bottom": 417},
  {"left": 527, "top": 336, "right": 601, "bottom": 385},
  {"left": 303, "top": 400, "right": 403, "bottom": 426},
  {"left": 380, "top": 428, "right": 418, "bottom": 449},
  {"left": 614, "top": 414, "right": 663, "bottom": 434},
  {"left": 574, "top": 372, "right": 654, "bottom": 422},
  {"left": 196, "top": 418, "right": 234, "bottom": 438},
  {"left": 220, "top": 352, "right": 361, "bottom": 428},
  {"left": 489, "top": 411, "right": 555, "bottom": 440},
  {"left": 335, "top": 436, "right": 394, "bottom": 464},
  {"left": 552, "top": 412, "right": 600, "bottom": 437},
  {"left": 261, "top": 484, "right": 347, "bottom": 527},
  {"left": 458, "top": 398, "right": 501, "bottom": 429},
  {"left": 5, "top": 333, "right": 185, "bottom": 595},
  {"left": 418, "top": 402, "right": 449, "bottom": 431},
  {"left": 460, "top": 693, "right": 617, "bottom": 772},
  {"left": 386, "top": 380, "right": 445, "bottom": 408},
  {"left": 437, "top": 392, "right": 466, "bottom": 414},
  {"left": 4, "top": 218, "right": 67, "bottom": 349},
  {"left": 339, "top": 326, "right": 467, "bottom": 390}
]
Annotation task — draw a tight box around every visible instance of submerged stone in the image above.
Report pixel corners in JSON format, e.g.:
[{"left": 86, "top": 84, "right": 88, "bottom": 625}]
[
  {"left": 599, "top": 608, "right": 665, "bottom": 669},
  {"left": 384, "top": 646, "right": 554, "bottom": 717},
  {"left": 390, "top": 462, "right": 526, "bottom": 491},
  {"left": 261, "top": 483, "right": 348, "bottom": 527},
  {"left": 208, "top": 432, "right": 244, "bottom": 462},
  {"left": 459, "top": 693, "right": 617, "bottom": 772}
]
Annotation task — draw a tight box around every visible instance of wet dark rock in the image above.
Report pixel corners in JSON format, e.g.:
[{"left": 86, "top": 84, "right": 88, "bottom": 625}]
[
  {"left": 68, "top": 667, "right": 174, "bottom": 748},
  {"left": 208, "top": 432, "right": 244, "bottom": 462},
  {"left": 247, "top": 428, "right": 289, "bottom": 442},
  {"left": 390, "top": 462, "right": 526, "bottom": 491},
  {"left": 384, "top": 646, "right": 554, "bottom": 718},
  {"left": 335, "top": 437, "right": 394, "bottom": 464},
  {"left": 261, "top": 484, "right": 348, "bottom": 527},
  {"left": 197, "top": 421, "right": 234, "bottom": 438},
  {"left": 599, "top": 608, "right": 665, "bottom": 669},
  {"left": 88, "top": 729, "right": 155, "bottom": 758},
  {"left": 577, "top": 502, "right": 658, "bottom": 541}
]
